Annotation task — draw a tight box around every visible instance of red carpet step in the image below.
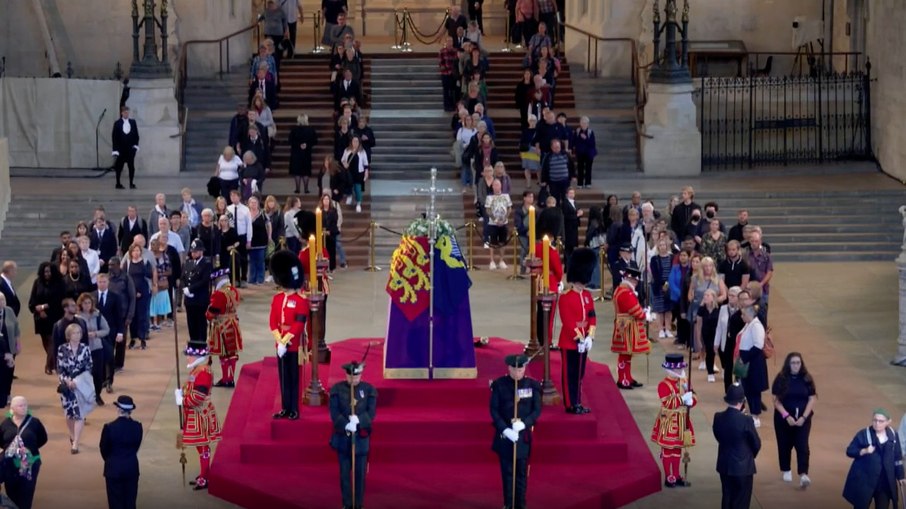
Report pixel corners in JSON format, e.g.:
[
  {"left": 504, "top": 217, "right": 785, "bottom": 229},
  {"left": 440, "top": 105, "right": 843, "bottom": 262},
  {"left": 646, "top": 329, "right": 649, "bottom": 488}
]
[{"left": 208, "top": 338, "right": 661, "bottom": 509}]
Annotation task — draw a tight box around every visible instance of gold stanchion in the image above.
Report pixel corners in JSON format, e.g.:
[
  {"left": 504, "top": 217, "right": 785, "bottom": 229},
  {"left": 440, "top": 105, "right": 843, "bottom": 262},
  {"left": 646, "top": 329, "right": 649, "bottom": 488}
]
[
  {"left": 364, "top": 221, "right": 381, "bottom": 272},
  {"left": 465, "top": 222, "right": 477, "bottom": 270},
  {"left": 524, "top": 258, "right": 541, "bottom": 357},
  {"left": 594, "top": 247, "right": 607, "bottom": 302},
  {"left": 304, "top": 289, "right": 326, "bottom": 406},
  {"left": 312, "top": 11, "right": 325, "bottom": 53},
  {"left": 230, "top": 249, "right": 237, "bottom": 287},
  {"left": 506, "top": 234, "right": 524, "bottom": 280},
  {"left": 391, "top": 10, "right": 402, "bottom": 50},
  {"left": 401, "top": 8, "right": 412, "bottom": 52},
  {"left": 539, "top": 290, "right": 561, "bottom": 406}
]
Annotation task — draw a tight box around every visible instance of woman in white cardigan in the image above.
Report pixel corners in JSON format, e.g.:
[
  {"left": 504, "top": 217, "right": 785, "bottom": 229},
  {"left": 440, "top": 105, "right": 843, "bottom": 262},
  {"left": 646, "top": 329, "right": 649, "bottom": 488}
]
[
  {"left": 738, "top": 305, "right": 768, "bottom": 428},
  {"left": 715, "top": 286, "right": 742, "bottom": 387}
]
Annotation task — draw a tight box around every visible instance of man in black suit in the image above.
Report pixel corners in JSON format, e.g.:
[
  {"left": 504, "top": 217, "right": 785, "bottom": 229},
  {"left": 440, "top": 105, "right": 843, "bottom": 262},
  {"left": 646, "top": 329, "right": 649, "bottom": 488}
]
[
  {"left": 248, "top": 66, "right": 278, "bottom": 110},
  {"left": 94, "top": 274, "right": 125, "bottom": 393},
  {"left": 90, "top": 216, "right": 119, "bottom": 273},
  {"left": 112, "top": 106, "right": 140, "bottom": 190},
  {"left": 51, "top": 231, "right": 73, "bottom": 263},
  {"left": 0, "top": 261, "right": 19, "bottom": 317},
  {"left": 332, "top": 68, "right": 362, "bottom": 111},
  {"left": 100, "top": 395, "right": 143, "bottom": 509},
  {"left": 713, "top": 384, "right": 761, "bottom": 509},
  {"left": 118, "top": 206, "right": 148, "bottom": 255}
]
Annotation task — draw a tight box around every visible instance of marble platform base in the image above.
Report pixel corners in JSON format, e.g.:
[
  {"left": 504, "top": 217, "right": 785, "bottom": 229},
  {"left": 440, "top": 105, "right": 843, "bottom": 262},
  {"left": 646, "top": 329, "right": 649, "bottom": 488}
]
[
  {"left": 891, "top": 249, "right": 906, "bottom": 366},
  {"left": 127, "top": 78, "right": 180, "bottom": 176},
  {"left": 641, "top": 82, "right": 702, "bottom": 176}
]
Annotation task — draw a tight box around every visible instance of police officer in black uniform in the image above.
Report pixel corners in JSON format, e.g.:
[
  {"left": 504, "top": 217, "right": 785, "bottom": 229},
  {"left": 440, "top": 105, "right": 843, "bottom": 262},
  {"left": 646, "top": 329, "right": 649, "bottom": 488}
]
[
  {"left": 329, "top": 360, "right": 377, "bottom": 509},
  {"left": 182, "top": 239, "right": 212, "bottom": 346},
  {"left": 491, "top": 354, "right": 542, "bottom": 509}
]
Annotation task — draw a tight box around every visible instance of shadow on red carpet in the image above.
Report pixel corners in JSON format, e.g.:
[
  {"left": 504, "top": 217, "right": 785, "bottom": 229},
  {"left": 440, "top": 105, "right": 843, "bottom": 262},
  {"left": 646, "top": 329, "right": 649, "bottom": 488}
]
[{"left": 208, "top": 338, "right": 661, "bottom": 508}]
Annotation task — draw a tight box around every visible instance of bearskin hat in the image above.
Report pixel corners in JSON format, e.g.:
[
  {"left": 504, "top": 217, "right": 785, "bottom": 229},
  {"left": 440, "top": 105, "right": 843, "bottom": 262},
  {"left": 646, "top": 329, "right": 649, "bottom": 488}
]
[
  {"left": 270, "top": 250, "right": 304, "bottom": 290},
  {"left": 536, "top": 207, "right": 562, "bottom": 241},
  {"left": 566, "top": 247, "right": 596, "bottom": 284},
  {"left": 294, "top": 210, "right": 317, "bottom": 240}
]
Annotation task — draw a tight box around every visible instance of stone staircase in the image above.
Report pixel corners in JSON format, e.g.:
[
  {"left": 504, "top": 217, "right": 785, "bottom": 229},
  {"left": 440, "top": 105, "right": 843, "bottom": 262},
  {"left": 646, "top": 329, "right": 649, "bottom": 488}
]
[
  {"left": 570, "top": 68, "right": 640, "bottom": 173},
  {"left": 183, "top": 72, "right": 250, "bottom": 173}
]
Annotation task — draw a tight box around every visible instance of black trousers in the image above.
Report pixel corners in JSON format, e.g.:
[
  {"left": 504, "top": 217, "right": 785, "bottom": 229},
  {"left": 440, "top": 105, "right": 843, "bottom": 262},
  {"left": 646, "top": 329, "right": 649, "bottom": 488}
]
[
  {"left": 6, "top": 461, "right": 40, "bottom": 509},
  {"left": 507, "top": 8, "right": 517, "bottom": 43},
  {"left": 0, "top": 360, "right": 13, "bottom": 407},
  {"left": 277, "top": 352, "right": 299, "bottom": 413},
  {"left": 441, "top": 75, "right": 458, "bottom": 111},
  {"left": 287, "top": 22, "right": 298, "bottom": 56},
  {"left": 326, "top": 234, "right": 338, "bottom": 272},
  {"left": 774, "top": 414, "right": 811, "bottom": 474},
  {"left": 114, "top": 332, "right": 127, "bottom": 370},
  {"left": 269, "top": 35, "right": 285, "bottom": 71},
  {"left": 106, "top": 340, "right": 118, "bottom": 386},
  {"left": 114, "top": 152, "right": 136, "bottom": 185},
  {"left": 338, "top": 452, "right": 367, "bottom": 508},
  {"left": 576, "top": 154, "right": 593, "bottom": 186},
  {"left": 237, "top": 241, "right": 249, "bottom": 283},
  {"left": 705, "top": 338, "right": 718, "bottom": 375},
  {"left": 535, "top": 301, "right": 552, "bottom": 347},
  {"left": 106, "top": 475, "right": 139, "bottom": 509},
  {"left": 561, "top": 349, "right": 587, "bottom": 409},
  {"left": 520, "top": 18, "right": 538, "bottom": 46},
  {"left": 719, "top": 344, "right": 737, "bottom": 394},
  {"left": 499, "top": 455, "right": 528, "bottom": 509},
  {"left": 719, "top": 473, "right": 753, "bottom": 509},
  {"left": 676, "top": 316, "right": 691, "bottom": 348},
  {"left": 856, "top": 478, "right": 894, "bottom": 509},
  {"left": 185, "top": 304, "right": 208, "bottom": 344},
  {"left": 91, "top": 349, "right": 105, "bottom": 399},
  {"left": 468, "top": 4, "right": 484, "bottom": 32}
]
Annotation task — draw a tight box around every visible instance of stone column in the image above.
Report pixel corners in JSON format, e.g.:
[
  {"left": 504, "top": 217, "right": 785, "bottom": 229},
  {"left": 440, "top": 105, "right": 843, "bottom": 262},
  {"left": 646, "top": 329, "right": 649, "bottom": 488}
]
[
  {"left": 641, "top": 82, "right": 701, "bottom": 176},
  {"left": 127, "top": 79, "right": 180, "bottom": 176},
  {"left": 891, "top": 206, "right": 906, "bottom": 366}
]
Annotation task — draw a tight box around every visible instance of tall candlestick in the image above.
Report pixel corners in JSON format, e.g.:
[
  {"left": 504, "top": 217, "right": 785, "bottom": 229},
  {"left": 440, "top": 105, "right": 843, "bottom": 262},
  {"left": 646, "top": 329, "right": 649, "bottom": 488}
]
[
  {"left": 542, "top": 235, "right": 550, "bottom": 292},
  {"left": 315, "top": 207, "right": 323, "bottom": 258},
  {"left": 528, "top": 206, "right": 536, "bottom": 257},
  {"left": 308, "top": 234, "right": 317, "bottom": 288}
]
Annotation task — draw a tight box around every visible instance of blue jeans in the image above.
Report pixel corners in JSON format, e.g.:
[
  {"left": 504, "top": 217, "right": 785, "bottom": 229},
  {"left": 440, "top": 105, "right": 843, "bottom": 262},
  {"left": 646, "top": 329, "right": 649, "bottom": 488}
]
[
  {"left": 461, "top": 163, "right": 473, "bottom": 187},
  {"left": 248, "top": 248, "right": 266, "bottom": 284},
  {"left": 353, "top": 183, "right": 363, "bottom": 204},
  {"left": 336, "top": 233, "right": 347, "bottom": 264}
]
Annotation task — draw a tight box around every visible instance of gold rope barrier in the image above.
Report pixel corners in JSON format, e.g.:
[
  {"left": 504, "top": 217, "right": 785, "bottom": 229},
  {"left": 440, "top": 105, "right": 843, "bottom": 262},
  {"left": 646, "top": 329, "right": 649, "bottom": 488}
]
[
  {"left": 364, "top": 221, "right": 381, "bottom": 271},
  {"left": 506, "top": 233, "right": 524, "bottom": 280}
]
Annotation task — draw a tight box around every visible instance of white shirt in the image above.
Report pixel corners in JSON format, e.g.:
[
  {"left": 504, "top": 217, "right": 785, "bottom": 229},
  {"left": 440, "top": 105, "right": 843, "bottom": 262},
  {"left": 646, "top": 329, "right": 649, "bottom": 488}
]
[
  {"left": 715, "top": 304, "right": 736, "bottom": 351},
  {"left": 283, "top": 209, "right": 301, "bottom": 239},
  {"left": 457, "top": 127, "right": 477, "bottom": 148},
  {"left": 149, "top": 231, "right": 185, "bottom": 254},
  {"left": 341, "top": 149, "right": 368, "bottom": 174},
  {"left": 122, "top": 119, "right": 131, "bottom": 134},
  {"left": 82, "top": 249, "right": 101, "bottom": 284},
  {"left": 217, "top": 155, "right": 243, "bottom": 181},
  {"left": 0, "top": 275, "right": 13, "bottom": 295},
  {"left": 228, "top": 203, "right": 253, "bottom": 242},
  {"left": 737, "top": 318, "right": 765, "bottom": 351}
]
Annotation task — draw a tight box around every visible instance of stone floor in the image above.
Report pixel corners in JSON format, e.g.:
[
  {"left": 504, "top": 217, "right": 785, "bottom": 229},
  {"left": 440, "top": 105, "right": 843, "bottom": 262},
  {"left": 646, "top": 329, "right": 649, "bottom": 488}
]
[{"left": 2, "top": 168, "right": 905, "bottom": 509}]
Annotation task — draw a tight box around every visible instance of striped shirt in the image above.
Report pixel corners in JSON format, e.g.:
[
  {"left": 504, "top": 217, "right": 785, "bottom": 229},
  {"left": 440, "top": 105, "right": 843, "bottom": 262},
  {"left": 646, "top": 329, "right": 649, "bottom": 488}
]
[{"left": 546, "top": 152, "right": 569, "bottom": 182}]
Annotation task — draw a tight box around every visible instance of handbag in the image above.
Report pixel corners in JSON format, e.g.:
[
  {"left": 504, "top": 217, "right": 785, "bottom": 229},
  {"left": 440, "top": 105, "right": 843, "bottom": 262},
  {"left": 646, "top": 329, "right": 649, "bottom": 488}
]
[{"left": 763, "top": 327, "right": 776, "bottom": 359}]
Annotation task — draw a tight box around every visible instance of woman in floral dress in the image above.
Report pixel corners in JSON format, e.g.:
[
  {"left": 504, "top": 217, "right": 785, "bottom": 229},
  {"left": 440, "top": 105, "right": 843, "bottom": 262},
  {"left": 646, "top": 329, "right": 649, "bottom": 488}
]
[{"left": 57, "top": 323, "right": 93, "bottom": 454}]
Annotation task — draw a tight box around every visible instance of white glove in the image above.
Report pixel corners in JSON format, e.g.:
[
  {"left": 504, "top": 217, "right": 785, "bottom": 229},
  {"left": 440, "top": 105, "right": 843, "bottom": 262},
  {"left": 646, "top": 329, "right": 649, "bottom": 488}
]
[
  {"left": 182, "top": 287, "right": 193, "bottom": 298},
  {"left": 512, "top": 421, "right": 526, "bottom": 433},
  {"left": 345, "top": 421, "right": 358, "bottom": 433},
  {"left": 111, "top": 151, "right": 120, "bottom": 157},
  {"left": 645, "top": 307, "right": 655, "bottom": 322},
  {"left": 174, "top": 388, "right": 183, "bottom": 406},
  {"left": 502, "top": 428, "right": 519, "bottom": 443},
  {"left": 133, "top": 145, "right": 140, "bottom": 152},
  {"left": 251, "top": 180, "right": 259, "bottom": 193},
  {"left": 277, "top": 343, "right": 287, "bottom": 358},
  {"left": 577, "top": 341, "right": 586, "bottom": 354},
  {"left": 583, "top": 337, "right": 594, "bottom": 352},
  {"left": 349, "top": 415, "right": 360, "bottom": 425},
  {"left": 557, "top": 281, "right": 565, "bottom": 293},
  {"left": 681, "top": 391, "right": 694, "bottom": 406}
]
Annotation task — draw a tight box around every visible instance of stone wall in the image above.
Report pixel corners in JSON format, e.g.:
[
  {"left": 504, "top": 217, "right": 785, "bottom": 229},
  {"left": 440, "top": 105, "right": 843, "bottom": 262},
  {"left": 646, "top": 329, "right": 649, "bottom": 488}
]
[
  {"left": 0, "top": 139, "right": 9, "bottom": 239},
  {"left": 865, "top": 0, "right": 906, "bottom": 181},
  {"left": 1, "top": 0, "right": 254, "bottom": 79}
]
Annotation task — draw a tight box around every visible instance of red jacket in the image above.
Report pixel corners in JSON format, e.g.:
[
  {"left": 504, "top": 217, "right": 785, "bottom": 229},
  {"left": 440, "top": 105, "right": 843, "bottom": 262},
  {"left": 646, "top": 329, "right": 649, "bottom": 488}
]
[
  {"left": 533, "top": 240, "right": 563, "bottom": 291},
  {"left": 610, "top": 283, "right": 651, "bottom": 355},
  {"left": 182, "top": 365, "right": 222, "bottom": 446},
  {"left": 557, "top": 287, "right": 596, "bottom": 350},
  {"left": 269, "top": 291, "right": 310, "bottom": 353}
]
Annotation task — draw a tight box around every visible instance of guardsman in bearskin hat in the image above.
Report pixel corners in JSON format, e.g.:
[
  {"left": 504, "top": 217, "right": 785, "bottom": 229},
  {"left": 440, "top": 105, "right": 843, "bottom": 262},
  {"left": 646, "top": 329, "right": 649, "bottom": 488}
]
[
  {"left": 534, "top": 208, "right": 564, "bottom": 347},
  {"left": 490, "top": 353, "right": 542, "bottom": 509},
  {"left": 611, "top": 266, "right": 652, "bottom": 389},
  {"left": 269, "top": 250, "right": 309, "bottom": 420},
  {"left": 176, "top": 339, "right": 222, "bottom": 491},
  {"left": 205, "top": 267, "right": 242, "bottom": 388},
  {"left": 295, "top": 210, "right": 330, "bottom": 344},
  {"left": 329, "top": 357, "right": 378, "bottom": 509},
  {"left": 557, "top": 247, "right": 597, "bottom": 414},
  {"left": 183, "top": 239, "right": 213, "bottom": 349},
  {"left": 652, "top": 353, "right": 696, "bottom": 488}
]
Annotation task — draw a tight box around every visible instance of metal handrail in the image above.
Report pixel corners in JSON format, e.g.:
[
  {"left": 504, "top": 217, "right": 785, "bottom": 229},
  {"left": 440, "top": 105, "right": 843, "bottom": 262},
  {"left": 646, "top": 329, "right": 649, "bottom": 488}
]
[
  {"left": 561, "top": 23, "right": 649, "bottom": 171},
  {"left": 175, "top": 21, "right": 261, "bottom": 108}
]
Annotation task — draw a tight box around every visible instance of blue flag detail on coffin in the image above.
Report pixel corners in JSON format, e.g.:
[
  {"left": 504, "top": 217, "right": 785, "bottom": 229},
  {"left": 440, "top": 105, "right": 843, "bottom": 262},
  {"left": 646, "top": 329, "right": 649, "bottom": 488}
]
[{"left": 433, "top": 234, "right": 471, "bottom": 312}]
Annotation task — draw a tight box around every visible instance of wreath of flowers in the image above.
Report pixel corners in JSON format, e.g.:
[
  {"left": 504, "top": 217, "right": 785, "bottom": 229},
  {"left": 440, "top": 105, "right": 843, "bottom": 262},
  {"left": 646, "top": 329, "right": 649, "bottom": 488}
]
[{"left": 405, "top": 217, "right": 455, "bottom": 239}]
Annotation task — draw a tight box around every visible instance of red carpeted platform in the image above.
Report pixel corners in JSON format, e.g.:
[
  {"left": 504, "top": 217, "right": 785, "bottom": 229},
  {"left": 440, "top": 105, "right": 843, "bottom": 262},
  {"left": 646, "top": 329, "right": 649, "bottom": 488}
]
[{"left": 208, "top": 338, "right": 661, "bottom": 509}]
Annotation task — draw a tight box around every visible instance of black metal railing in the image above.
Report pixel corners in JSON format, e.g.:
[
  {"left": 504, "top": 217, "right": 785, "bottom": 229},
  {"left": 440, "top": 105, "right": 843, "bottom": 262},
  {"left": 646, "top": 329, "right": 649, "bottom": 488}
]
[
  {"left": 696, "top": 60, "right": 872, "bottom": 170},
  {"left": 175, "top": 21, "right": 260, "bottom": 109}
]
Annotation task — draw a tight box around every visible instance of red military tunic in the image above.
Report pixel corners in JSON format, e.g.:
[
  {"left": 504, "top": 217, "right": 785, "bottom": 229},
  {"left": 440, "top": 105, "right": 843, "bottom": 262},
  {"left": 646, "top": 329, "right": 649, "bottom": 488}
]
[
  {"left": 269, "top": 290, "right": 310, "bottom": 353},
  {"left": 610, "top": 283, "right": 651, "bottom": 355},
  {"left": 181, "top": 364, "right": 223, "bottom": 446},
  {"left": 651, "top": 376, "right": 696, "bottom": 448},
  {"left": 532, "top": 240, "right": 564, "bottom": 291},
  {"left": 206, "top": 284, "right": 243, "bottom": 357},
  {"left": 557, "top": 287, "right": 596, "bottom": 350}
]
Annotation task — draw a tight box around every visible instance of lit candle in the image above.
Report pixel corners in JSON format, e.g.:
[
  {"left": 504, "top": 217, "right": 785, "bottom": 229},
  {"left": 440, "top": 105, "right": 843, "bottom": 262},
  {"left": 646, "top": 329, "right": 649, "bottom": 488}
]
[
  {"left": 528, "top": 206, "right": 536, "bottom": 257},
  {"left": 315, "top": 207, "right": 323, "bottom": 258},
  {"left": 542, "top": 235, "right": 550, "bottom": 292},
  {"left": 308, "top": 234, "right": 317, "bottom": 289}
]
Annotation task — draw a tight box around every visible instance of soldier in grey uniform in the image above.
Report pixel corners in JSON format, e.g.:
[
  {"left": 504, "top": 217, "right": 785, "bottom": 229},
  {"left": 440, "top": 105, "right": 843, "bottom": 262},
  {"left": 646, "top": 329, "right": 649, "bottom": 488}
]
[{"left": 329, "top": 360, "right": 377, "bottom": 509}]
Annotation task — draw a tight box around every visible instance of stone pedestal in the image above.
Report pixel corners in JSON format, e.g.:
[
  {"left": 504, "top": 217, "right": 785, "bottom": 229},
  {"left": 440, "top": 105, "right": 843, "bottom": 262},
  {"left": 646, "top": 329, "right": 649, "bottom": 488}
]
[
  {"left": 128, "top": 78, "right": 180, "bottom": 176},
  {"left": 891, "top": 210, "right": 906, "bottom": 366},
  {"left": 641, "top": 82, "right": 702, "bottom": 176}
]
